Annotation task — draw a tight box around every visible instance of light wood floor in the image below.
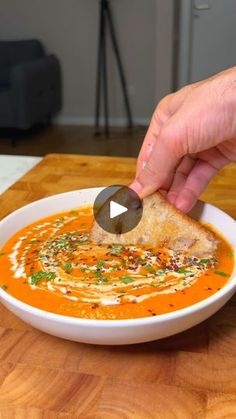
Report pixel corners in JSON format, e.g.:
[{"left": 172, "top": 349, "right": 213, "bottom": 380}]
[{"left": 0, "top": 125, "right": 147, "bottom": 157}]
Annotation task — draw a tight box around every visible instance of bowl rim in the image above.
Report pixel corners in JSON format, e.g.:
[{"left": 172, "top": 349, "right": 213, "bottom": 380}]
[{"left": 0, "top": 188, "right": 235, "bottom": 327}]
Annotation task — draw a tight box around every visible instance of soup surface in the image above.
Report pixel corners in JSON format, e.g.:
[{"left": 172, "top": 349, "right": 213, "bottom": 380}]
[{"left": 0, "top": 206, "right": 234, "bottom": 320}]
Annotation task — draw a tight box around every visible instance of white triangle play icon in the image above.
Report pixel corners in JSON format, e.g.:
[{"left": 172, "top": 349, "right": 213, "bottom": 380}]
[{"left": 110, "top": 201, "right": 128, "bottom": 219}]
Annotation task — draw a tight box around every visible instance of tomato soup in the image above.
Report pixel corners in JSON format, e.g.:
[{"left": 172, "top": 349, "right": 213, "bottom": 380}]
[{"left": 0, "top": 207, "right": 234, "bottom": 320}]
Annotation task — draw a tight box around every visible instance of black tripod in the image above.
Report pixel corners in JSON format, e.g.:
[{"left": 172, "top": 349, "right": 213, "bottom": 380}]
[{"left": 95, "top": 0, "right": 133, "bottom": 137}]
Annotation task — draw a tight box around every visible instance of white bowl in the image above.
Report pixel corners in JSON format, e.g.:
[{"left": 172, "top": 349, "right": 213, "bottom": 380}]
[{"left": 0, "top": 187, "right": 235, "bottom": 345}]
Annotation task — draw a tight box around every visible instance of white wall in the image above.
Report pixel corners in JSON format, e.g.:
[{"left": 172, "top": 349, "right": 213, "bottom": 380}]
[{"left": 0, "top": 0, "right": 174, "bottom": 125}]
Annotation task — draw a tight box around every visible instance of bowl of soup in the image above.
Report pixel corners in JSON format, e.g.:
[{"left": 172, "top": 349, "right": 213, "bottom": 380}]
[{"left": 0, "top": 187, "right": 235, "bottom": 345}]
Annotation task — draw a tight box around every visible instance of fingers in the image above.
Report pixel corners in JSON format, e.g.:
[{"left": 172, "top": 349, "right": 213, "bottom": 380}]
[
  {"left": 136, "top": 117, "right": 160, "bottom": 177},
  {"left": 136, "top": 87, "right": 192, "bottom": 177},
  {"left": 167, "top": 156, "right": 197, "bottom": 205},
  {"left": 132, "top": 73, "right": 233, "bottom": 202},
  {"left": 174, "top": 157, "right": 227, "bottom": 212},
  {"left": 136, "top": 97, "right": 172, "bottom": 177},
  {"left": 130, "top": 129, "right": 181, "bottom": 197}
]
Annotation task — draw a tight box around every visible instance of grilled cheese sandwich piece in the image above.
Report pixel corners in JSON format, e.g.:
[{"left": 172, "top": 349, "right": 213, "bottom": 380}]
[{"left": 90, "top": 192, "right": 218, "bottom": 257}]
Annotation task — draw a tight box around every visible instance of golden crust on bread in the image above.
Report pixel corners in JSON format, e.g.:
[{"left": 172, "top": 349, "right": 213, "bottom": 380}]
[{"left": 90, "top": 192, "right": 218, "bottom": 257}]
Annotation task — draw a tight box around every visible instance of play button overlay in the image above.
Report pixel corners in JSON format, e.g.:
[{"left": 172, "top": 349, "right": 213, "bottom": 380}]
[
  {"left": 93, "top": 185, "right": 143, "bottom": 234},
  {"left": 110, "top": 201, "right": 128, "bottom": 219}
]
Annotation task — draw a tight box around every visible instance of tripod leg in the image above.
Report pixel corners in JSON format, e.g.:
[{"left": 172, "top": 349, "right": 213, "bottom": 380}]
[
  {"left": 106, "top": 1, "right": 133, "bottom": 129},
  {"left": 102, "top": 4, "right": 109, "bottom": 138},
  {"left": 95, "top": 1, "right": 104, "bottom": 134}
]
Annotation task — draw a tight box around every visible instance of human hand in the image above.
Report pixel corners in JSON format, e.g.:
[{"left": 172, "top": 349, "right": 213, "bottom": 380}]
[{"left": 130, "top": 68, "right": 236, "bottom": 212}]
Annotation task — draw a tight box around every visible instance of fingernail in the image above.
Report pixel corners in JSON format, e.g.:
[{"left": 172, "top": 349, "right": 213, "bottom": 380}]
[
  {"left": 175, "top": 198, "right": 188, "bottom": 213},
  {"left": 147, "top": 142, "right": 154, "bottom": 152},
  {"left": 142, "top": 160, "right": 147, "bottom": 169},
  {"left": 130, "top": 180, "right": 143, "bottom": 194}
]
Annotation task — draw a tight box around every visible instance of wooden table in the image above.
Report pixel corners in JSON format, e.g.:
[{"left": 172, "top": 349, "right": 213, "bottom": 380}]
[{"left": 0, "top": 153, "right": 235, "bottom": 418}]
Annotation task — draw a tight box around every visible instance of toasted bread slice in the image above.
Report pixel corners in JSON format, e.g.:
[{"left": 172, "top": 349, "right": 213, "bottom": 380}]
[{"left": 90, "top": 192, "right": 218, "bottom": 257}]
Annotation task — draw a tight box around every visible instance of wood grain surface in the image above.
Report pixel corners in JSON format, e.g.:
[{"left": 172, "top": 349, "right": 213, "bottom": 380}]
[{"left": 0, "top": 153, "right": 235, "bottom": 419}]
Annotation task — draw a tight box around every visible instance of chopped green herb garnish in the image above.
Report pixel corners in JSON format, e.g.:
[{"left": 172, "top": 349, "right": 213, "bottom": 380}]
[
  {"left": 0, "top": 252, "right": 6, "bottom": 257},
  {"left": 121, "top": 276, "right": 134, "bottom": 284},
  {"left": 39, "top": 254, "right": 47, "bottom": 261},
  {"left": 144, "top": 264, "right": 153, "bottom": 270},
  {"left": 30, "top": 271, "right": 47, "bottom": 284},
  {"left": 198, "top": 258, "right": 211, "bottom": 265},
  {"left": 110, "top": 244, "right": 123, "bottom": 255},
  {"left": 96, "top": 278, "right": 108, "bottom": 285},
  {"left": 214, "top": 270, "right": 229, "bottom": 277},
  {"left": 1, "top": 284, "right": 8, "bottom": 291},
  {"left": 54, "top": 217, "right": 65, "bottom": 227},
  {"left": 227, "top": 252, "right": 234, "bottom": 259},
  {"left": 97, "top": 259, "right": 105, "bottom": 268},
  {"left": 30, "top": 271, "right": 56, "bottom": 285},
  {"left": 45, "top": 232, "right": 88, "bottom": 254},
  {"left": 64, "top": 261, "right": 73, "bottom": 274},
  {"left": 45, "top": 272, "right": 57, "bottom": 281},
  {"left": 95, "top": 270, "right": 102, "bottom": 278},
  {"left": 155, "top": 269, "right": 166, "bottom": 275},
  {"left": 178, "top": 269, "right": 192, "bottom": 275}
]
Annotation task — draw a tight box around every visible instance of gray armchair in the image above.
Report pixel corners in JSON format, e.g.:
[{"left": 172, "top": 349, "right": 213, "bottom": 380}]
[{"left": 0, "top": 40, "right": 62, "bottom": 130}]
